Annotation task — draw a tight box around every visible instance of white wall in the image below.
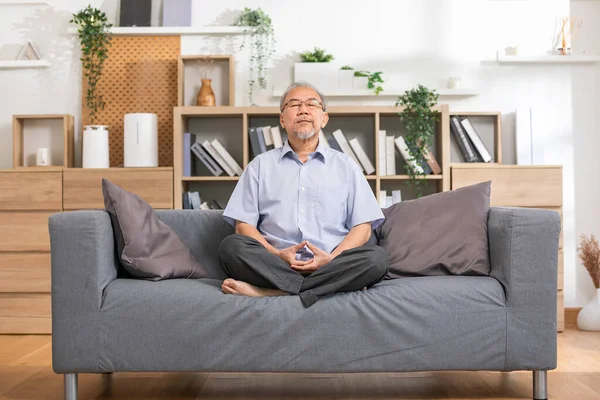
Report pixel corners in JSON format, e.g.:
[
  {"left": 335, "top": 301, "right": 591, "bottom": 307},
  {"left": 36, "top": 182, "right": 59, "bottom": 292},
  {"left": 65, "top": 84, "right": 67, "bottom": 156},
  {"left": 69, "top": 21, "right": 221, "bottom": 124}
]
[
  {"left": 571, "top": 0, "right": 600, "bottom": 307},
  {"left": 2, "top": 0, "right": 595, "bottom": 306}
]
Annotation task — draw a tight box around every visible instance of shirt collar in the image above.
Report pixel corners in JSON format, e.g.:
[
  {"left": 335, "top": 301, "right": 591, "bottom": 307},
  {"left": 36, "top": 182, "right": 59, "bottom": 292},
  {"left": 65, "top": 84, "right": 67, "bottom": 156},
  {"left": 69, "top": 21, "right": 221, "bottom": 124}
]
[{"left": 279, "top": 134, "right": 327, "bottom": 163}]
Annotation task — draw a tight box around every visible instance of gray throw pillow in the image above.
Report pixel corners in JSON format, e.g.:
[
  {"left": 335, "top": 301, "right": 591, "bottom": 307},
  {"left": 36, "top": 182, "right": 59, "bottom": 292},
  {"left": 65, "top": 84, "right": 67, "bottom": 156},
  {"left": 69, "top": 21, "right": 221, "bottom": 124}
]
[
  {"left": 102, "top": 178, "right": 208, "bottom": 281},
  {"left": 375, "top": 181, "right": 491, "bottom": 278}
]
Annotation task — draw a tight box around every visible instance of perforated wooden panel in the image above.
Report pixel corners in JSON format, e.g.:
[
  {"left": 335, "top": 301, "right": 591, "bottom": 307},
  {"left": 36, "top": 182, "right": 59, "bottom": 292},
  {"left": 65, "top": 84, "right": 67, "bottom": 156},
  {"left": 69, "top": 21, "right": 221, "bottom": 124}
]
[{"left": 81, "top": 36, "right": 180, "bottom": 167}]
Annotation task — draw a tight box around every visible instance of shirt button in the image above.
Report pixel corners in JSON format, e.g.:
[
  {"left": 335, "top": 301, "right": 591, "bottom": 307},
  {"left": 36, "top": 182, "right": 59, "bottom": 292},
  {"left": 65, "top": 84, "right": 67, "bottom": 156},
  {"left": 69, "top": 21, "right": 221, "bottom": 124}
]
[
  {"left": 300, "top": 209, "right": 304, "bottom": 213},
  {"left": 301, "top": 187, "right": 305, "bottom": 191}
]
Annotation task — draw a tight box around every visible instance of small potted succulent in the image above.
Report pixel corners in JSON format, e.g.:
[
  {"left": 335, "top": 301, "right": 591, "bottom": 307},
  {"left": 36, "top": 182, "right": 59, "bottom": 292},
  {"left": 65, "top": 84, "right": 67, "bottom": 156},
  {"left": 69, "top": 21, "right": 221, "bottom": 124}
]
[{"left": 294, "top": 47, "right": 336, "bottom": 90}]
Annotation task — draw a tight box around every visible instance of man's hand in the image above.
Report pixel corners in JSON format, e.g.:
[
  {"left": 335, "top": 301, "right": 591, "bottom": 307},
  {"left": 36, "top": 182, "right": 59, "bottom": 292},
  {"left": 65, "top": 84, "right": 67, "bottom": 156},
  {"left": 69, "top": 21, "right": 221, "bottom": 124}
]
[
  {"left": 276, "top": 241, "right": 312, "bottom": 267},
  {"left": 290, "top": 241, "right": 332, "bottom": 274}
]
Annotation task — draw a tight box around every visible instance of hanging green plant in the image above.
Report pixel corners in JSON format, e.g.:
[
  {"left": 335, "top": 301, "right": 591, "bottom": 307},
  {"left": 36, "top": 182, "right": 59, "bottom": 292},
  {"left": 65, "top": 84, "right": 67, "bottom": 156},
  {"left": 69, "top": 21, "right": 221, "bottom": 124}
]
[
  {"left": 354, "top": 70, "right": 384, "bottom": 95},
  {"left": 395, "top": 84, "right": 440, "bottom": 198},
  {"left": 233, "top": 7, "right": 276, "bottom": 106},
  {"left": 70, "top": 5, "right": 112, "bottom": 124}
]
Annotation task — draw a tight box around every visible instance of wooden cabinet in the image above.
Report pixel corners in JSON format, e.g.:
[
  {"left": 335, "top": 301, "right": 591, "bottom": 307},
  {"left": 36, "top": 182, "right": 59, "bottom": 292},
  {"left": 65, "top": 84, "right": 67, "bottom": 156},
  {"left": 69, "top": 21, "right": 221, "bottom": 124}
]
[
  {"left": 0, "top": 170, "right": 62, "bottom": 210},
  {"left": 451, "top": 164, "right": 564, "bottom": 331},
  {"left": 0, "top": 169, "right": 62, "bottom": 334},
  {"left": 0, "top": 293, "right": 51, "bottom": 334},
  {"left": 0, "top": 167, "right": 173, "bottom": 334},
  {"left": 63, "top": 168, "right": 173, "bottom": 210}
]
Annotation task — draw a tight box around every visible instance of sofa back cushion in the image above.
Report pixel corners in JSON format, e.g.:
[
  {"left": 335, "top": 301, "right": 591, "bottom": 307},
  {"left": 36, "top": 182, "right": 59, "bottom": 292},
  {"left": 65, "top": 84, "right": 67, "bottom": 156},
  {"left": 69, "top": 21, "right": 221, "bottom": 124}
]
[
  {"left": 375, "top": 181, "right": 491, "bottom": 278},
  {"left": 102, "top": 178, "right": 209, "bottom": 281},
  {"left": 155, "top": 210, "right": 234, "bottom": 280}
]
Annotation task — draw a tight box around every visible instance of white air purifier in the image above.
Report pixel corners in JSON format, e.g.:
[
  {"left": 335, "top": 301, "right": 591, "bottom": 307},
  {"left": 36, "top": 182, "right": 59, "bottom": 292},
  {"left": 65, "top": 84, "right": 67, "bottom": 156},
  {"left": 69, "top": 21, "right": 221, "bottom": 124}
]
[{"left": 124, "top": 113, "right": 158, "bottom": 167}]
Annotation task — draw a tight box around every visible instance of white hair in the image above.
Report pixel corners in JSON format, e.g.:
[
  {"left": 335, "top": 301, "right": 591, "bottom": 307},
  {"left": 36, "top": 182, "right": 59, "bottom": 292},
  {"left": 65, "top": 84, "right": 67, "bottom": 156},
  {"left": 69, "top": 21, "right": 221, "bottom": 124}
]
[{"left": 279, "top": 81, "right": 328, "bottom": 112}]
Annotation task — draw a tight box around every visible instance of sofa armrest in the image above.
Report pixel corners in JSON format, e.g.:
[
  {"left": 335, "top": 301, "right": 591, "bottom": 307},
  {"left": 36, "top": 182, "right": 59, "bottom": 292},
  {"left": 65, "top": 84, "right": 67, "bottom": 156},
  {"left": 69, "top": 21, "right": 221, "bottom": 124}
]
[
  {"left": 488, "top": 206, "right": 561, "bottom": 370},
  {"left": 49, "top": 210, "right": 119, "bottom": 373},
  {"left": 488, "top": 206, "right": 561, "bottom": 307}
]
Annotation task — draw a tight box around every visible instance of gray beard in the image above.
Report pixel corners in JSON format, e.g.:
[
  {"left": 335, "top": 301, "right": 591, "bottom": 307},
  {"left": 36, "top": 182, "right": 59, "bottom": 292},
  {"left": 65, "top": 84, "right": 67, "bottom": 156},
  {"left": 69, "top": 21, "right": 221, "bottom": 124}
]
[{"left": 293, "top": 129, "right": 316, "bottom": 140}]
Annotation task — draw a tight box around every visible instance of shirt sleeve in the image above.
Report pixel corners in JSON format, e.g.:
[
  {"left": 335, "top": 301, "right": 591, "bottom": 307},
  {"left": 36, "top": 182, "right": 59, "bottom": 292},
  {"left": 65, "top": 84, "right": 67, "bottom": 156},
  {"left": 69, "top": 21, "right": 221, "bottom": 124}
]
[
  {"left": 222, "top": 160, "right": 260, "bottom": 228},
  {"left": 345, "top": 159, "right": 385, "bottom": 231}
]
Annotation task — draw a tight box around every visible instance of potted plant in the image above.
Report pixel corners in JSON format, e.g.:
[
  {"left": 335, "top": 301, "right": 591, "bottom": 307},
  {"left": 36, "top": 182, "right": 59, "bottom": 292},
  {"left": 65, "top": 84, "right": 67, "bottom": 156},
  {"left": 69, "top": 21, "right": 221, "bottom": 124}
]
[
  {"left": 70, "top": 5, "right": 112, "bottom": 168},
  {"left": 233, "top": 7, "right": 275, "bottom": 106},
  {"left": 353, "top": 70, "right": 384, "bottom": 94},
  {"left": 338, "top": 65, "right": 354, "bottom": 90},
  {"left": 395, "top": 84, "right": 440, "bottom": 198},
  {"left": 295, "top": 47, "right": 336, "bottom": 90}
]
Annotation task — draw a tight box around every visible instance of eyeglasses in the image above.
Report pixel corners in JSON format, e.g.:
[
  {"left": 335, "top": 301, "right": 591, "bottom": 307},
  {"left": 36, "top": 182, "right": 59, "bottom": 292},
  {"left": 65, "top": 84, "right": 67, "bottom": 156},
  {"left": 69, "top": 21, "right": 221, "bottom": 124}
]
[{"left": 281, "top": 99, "right": 324, "bottom": 112}]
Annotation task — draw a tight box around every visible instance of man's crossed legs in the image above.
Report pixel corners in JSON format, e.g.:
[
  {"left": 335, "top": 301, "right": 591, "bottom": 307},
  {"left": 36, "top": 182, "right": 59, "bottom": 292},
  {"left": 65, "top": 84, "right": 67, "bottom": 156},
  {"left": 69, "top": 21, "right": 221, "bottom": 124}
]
[{"left": 217, "top": 234, "right": 389, "bottom": 307}]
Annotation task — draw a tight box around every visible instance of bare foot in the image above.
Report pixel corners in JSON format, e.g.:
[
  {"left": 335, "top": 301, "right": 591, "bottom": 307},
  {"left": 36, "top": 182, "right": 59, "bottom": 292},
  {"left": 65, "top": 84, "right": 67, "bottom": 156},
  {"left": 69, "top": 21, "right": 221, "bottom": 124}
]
[{"left": 221, "top": 278, "right": 287, "bottom": 297}]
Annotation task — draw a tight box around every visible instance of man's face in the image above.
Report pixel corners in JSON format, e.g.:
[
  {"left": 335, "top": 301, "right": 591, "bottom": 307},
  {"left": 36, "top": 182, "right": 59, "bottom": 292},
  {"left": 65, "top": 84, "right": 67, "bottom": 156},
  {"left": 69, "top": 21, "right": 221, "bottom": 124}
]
[{"left": 280, "top": 87, "right": 329, "bottom": 140}]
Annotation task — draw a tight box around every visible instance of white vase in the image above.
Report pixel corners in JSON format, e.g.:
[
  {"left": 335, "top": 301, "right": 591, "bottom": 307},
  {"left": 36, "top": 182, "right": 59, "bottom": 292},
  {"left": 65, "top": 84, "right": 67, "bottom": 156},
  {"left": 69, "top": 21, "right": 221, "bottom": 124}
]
[
  {"left": 577, "top": 288, "right": 600, "bottom": 331},
  {"left": 294, "top": 62, "right": 337, "bottom": 91},
  {"left": 82, "top": 125, "right": 110, "bottom": 168}
]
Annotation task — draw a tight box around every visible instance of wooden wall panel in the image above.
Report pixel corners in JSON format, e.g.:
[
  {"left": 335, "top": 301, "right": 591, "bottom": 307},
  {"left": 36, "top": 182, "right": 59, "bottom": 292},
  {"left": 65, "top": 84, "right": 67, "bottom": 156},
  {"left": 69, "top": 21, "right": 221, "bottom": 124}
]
[{"left": 82, "top": 36, "right": 180, "bottom": 168}]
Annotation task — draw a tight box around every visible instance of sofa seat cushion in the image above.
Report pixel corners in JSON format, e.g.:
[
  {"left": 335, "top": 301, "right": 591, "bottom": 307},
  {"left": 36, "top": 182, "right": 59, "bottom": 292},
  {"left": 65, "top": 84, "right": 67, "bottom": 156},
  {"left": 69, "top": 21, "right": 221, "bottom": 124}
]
[{"left": 97, "top": 275, "right": 507, "bottom": 373}]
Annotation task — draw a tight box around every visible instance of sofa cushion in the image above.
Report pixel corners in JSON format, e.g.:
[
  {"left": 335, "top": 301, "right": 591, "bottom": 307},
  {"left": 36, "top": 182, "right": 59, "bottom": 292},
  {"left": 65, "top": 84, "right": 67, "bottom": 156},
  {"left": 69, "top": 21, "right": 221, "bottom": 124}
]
[
  {"left": 97, "top": 275, "right": 506, "bottom": 372},
  {"left": 375, "top": 181, "right": 491, "bottom": 278},
  {"left": 102, "top": 178, "right": 208, "bottom": 281}
]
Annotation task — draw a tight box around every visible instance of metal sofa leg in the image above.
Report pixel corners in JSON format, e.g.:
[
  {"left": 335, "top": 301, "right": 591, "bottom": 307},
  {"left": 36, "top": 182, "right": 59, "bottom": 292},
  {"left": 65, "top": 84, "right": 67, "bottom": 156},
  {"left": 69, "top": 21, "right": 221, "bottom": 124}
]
[
  {"left": 533, "top": 370, "right": 547, "bottom": 400},
  {"left": 64, "top": 373, "right": 78, "bottom": 400}
]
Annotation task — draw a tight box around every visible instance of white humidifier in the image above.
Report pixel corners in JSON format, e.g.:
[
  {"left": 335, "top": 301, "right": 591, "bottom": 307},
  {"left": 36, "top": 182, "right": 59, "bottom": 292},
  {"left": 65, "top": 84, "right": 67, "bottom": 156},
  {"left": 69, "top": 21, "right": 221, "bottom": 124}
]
[{"left": 124, "top": 113, "right": 158, "bottom": 167}]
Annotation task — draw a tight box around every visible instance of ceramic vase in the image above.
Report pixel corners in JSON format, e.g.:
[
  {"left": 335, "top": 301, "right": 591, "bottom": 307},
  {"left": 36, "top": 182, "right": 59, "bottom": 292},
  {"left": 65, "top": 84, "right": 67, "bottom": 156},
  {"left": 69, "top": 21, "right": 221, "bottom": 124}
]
[
  {"left": 577, "top": 288, "right": 600, "bottom": 331},
  {"left": 197, "top": 79, "right": 215, "bottom": 106}
]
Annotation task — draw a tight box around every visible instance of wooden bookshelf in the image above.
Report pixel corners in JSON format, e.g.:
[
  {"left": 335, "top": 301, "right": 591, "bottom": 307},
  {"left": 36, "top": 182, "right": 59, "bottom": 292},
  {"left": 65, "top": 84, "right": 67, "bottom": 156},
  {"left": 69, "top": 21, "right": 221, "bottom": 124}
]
[{"left": 173, "top": 105, "right": 451, "bottom": 209}]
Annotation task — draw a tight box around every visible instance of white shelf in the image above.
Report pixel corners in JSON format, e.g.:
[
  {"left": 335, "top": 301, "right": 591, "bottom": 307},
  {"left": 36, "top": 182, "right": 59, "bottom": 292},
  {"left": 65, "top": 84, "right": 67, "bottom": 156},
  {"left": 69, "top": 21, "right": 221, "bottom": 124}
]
[
  {"left": 495, "top": 52, "right": 600, "bottom": 64},
  {"left": 435, "top": 89, "right": 480, "bottom": 96},
  {"left": 272, "top": 88, "right": 479, "bottom": 98},
  {"left": 67, "top": 26, "right": 251, "bottom": 36},
  {"left": 0, "top": 60, "right": 50, "bottom": 69},
  {"left": 0, "top": 1, "right": 50, "bottom": 4}
]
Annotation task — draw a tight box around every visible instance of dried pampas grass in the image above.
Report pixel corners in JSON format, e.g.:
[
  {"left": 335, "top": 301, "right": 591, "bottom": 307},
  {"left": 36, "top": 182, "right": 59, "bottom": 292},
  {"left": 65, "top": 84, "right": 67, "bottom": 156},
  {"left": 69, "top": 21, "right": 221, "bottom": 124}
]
[{"left": 577, "top": 234, "right": 600, "bottom": 289}]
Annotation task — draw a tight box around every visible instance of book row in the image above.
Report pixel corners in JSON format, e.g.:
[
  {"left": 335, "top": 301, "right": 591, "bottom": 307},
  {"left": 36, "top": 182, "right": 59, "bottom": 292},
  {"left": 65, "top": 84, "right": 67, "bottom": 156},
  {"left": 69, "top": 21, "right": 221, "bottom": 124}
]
[
  {"left": 450, "top": 116, "right": 493, "bottom": 163},
  {"left": 183, "top": 126, "right": 445, "bottom": 178},
  {"left": 182, "top": 191, "right": 225, "bottom": 210}
]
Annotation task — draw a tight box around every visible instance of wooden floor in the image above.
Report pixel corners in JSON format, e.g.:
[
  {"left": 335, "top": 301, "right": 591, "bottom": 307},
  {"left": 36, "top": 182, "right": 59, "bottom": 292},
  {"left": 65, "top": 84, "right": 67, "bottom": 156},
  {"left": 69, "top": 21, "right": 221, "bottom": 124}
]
[{"left": 1, "top": 327, "right": 599, "bottom": 400}]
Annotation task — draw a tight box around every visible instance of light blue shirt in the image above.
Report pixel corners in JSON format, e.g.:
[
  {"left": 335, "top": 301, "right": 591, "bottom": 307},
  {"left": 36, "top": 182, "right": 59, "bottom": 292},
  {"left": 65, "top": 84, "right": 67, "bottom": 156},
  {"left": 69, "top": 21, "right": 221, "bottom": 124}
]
[{"left": 222, "top": 139, "right": 385, "bottom": 255}]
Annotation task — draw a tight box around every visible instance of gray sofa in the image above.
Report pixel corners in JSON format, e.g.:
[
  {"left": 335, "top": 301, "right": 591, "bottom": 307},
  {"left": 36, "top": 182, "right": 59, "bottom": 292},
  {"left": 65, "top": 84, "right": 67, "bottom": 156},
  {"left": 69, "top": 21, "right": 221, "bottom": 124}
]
[{"left": 49, "top": 206, "right": 561, "bottom": 400}]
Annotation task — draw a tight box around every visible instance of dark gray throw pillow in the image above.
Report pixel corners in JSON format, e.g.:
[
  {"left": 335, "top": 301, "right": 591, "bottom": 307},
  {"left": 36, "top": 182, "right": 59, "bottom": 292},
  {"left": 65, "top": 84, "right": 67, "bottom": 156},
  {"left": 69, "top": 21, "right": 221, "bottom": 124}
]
[
  {"left": 102, "top": 178, "right": 208, "bottom": 281},
  {"left": 375, "top": 181, "right": 491, "bottom": 278}
]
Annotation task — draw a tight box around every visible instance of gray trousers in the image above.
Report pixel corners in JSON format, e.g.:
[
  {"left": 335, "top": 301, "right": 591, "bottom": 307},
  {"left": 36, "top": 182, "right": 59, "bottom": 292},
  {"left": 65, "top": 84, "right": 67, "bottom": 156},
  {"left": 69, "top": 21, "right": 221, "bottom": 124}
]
[{"left": 217, "top": 234, "right": 390, "bottom": 307}]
